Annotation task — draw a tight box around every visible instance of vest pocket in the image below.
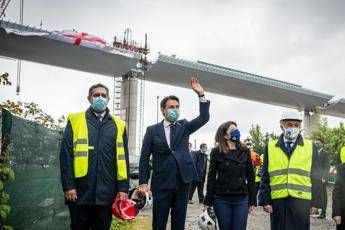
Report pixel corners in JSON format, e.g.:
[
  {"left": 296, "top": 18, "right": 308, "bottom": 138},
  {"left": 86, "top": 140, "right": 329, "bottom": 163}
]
[{"left": 74, "top": 151, "right": 88, "bottom": 178}]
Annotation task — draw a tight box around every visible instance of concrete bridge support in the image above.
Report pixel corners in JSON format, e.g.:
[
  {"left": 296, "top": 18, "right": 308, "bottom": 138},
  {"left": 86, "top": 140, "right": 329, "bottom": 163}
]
[
  {"left": 120, "top": 71, "right": 143, "bottom": 156},
  {"left": 303, "top": 110, "right": 320, "bottom": 138}
]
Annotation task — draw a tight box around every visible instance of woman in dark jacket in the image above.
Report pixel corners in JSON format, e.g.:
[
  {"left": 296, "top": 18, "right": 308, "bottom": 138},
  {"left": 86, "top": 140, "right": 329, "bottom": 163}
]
[
  {"left": 333, "top": 163, "right": 345, "bottom": 230},
  {"left": 203, "top": 121, "right": 256, "bottom": 230}
]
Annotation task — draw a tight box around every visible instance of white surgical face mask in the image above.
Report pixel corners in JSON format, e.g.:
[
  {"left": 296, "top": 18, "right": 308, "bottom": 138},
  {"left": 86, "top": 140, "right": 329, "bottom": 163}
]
[{"left": 284, "top": 127, "right": 300, "bottom": 140}]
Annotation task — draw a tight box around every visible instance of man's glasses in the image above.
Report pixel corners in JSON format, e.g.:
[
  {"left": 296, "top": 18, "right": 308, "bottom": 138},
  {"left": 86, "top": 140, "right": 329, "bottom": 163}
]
[{"left": 92, "top": 93, "right": 107, "bottom": 98}]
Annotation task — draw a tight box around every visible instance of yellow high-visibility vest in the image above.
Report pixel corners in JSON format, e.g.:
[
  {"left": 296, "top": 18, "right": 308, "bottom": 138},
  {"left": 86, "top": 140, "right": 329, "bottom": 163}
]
[
  {"left": 255, "top": 167, "right": 261, "bottom": 183},
  {"left": 268, "top": 139, "right": 313, "bottom": 200},
  {"left": 341, "top": 146, "right": 345, "bottom": 163},
  {"left": 68, "top": 112, "right": 128, "bottom": 180}
]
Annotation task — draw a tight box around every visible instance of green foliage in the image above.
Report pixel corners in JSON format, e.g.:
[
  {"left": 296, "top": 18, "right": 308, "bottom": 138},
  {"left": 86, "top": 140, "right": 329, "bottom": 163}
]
[
  {"left": 0, "top": 205, "right": 11, "bottom": 222},
  {"left": 0, "top": 73, "right": 11, "bottom": 86},
  {"left": 0, "top": 73, "right": 14, "bottom": 228},
  {"left": 111, "top": 218, "right": 132, "bottom": 229},
  {"left": 0, "top": 151, "right": 13, "bottom": 226},
  {"left": 0, "top": 164, "right": 14, "bottom": 181},
  {"left": 248, "top": 124, "right": 278, "bottom": 154},
  {"left": 0, "top": 193, "right": 10, "bottom": 204},
  {"left": 0, "top": 100, "right": 66, "bottom": 130},
  {"left": 110, "top": 216, "right": 152, "bottom": 230},
  {"left": 0, "top": 74, "right": 67, "bottom": 130},
  {"left": 310, "top": 118, "right": 345, "bottom": 165}
]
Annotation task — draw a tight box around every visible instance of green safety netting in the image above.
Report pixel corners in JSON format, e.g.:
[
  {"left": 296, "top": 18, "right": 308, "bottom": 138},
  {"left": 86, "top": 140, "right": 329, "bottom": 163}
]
[{"left": 1, "top": 111, "right": 69, "bottom": 229}]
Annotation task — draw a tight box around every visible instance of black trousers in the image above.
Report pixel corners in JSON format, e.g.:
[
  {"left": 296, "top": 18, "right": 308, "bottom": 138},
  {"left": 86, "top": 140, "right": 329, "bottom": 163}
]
[
  {"left": 255, "top": 182, "right": 260, "bottom": 205},
  {"left": 152, "top": 177, "right": 190, "bottom": 230},
  {"left": 68, "top": 203, "right": 112, "bottom": 230},
  {"left": 320, "top": 182, "right": 328, "bottom": 216},
  {"left": 188, "top": 181, "right": 205, "bottom": 202},
  {"left": 270, "top": 197, "right": 310, "bottom": 230}
]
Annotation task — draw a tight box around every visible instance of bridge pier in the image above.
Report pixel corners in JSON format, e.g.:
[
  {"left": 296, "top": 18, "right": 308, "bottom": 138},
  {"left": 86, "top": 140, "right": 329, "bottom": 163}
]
[
  {"left": 120, "top": 70, "right": 144, "bottom": 156},
  {"left": 303, "top": 110, "right": 320, "bottom": 138}
]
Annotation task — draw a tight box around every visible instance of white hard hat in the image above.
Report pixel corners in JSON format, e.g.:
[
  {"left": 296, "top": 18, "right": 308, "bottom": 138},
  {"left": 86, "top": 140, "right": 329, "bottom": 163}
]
[
  {"left": 130, "top": 188, "right": 153, "bottom": 210},
  {"left": 280, "top": 111, "right": 302, "bottom": 122},
  {"left": 197, "top": 208, "right": 218, "bottom": 230}
]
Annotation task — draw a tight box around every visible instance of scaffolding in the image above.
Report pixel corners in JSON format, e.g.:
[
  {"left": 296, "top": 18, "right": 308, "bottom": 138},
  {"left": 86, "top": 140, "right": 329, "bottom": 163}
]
[{"left": 113, "top": 76, "right": 122, "bottom": 117}]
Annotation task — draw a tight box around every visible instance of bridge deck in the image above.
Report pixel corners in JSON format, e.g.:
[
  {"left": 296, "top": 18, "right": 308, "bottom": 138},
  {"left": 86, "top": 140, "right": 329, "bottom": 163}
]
[{"left": 1, "top": 20, "right": 344, "bottom": 118}]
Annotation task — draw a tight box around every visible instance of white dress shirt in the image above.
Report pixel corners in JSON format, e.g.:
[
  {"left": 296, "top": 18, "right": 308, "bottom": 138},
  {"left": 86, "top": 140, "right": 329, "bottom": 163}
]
[
  {"left": 163, "top": 120, "right": 174, "bottom": 148},
  {"left": 93, "top": 111, "right": 106, "bottom": 122},
  {"left": 163, "top": 96, "right": 207, "bottom": 148}
]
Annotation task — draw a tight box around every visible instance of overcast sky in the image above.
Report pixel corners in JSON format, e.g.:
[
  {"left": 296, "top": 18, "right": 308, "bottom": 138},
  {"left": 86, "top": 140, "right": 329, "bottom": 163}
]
[{"left": 1, "top": 0, "right": 345, "bottom": 151}]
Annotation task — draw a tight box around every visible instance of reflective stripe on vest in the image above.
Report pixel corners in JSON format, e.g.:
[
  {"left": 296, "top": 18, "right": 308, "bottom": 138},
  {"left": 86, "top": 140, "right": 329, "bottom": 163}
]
[
  {"left": 68, "top": 112, "right": 128, "bottom": 180},
  {"left": 111, "top": 115, "right": 128, "bottom": 181},
  {"left": 268, "top": 139, "right": 312, "bottom": 200}
]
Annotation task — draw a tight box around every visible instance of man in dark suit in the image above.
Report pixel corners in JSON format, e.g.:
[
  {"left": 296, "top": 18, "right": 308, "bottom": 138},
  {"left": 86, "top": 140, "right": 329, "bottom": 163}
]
[
  {"left": 188, "top": 143, "right": 208, "bottom": 204},
  {"left": 139, "top": 77, "right": 210, "bottom": 230},
  {"left": 315, "top": 138, "right": 330, "bottom": 218}
]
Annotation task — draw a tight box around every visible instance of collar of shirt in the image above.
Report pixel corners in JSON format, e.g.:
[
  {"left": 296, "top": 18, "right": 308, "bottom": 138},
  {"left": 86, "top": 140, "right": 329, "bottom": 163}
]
[
  {"left": 283, "top": 136, "right": 297, "bottom": 144},
  {"left": 93, "top": 111, "right": 106, "bottom": 121},
  {"left": 163, "top": 120, "right": 175, "bottom": 128},
  {"left": 163, "top": 120, "right": 177, "bottom": 148}
]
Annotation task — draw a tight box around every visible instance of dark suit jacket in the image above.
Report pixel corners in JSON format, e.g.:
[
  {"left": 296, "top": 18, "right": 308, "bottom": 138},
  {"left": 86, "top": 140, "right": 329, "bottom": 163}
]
[
  {"left": 193, "top": 150, "right": 208, "bottom": 182},
  {"left": 139, "top": 101, "right": 210, "bottom": 191},
  {"left": 318, "top": 148, "right": 330, "bottom": 180},
  {"left": 333, "top": 164, "right": 345, "bottom": 230}
]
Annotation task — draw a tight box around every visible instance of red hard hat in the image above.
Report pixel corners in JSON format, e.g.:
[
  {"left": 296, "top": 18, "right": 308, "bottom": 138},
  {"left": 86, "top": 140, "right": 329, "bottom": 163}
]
[{"left": 112, "top": 194, "right": 138, "bottom": 221}]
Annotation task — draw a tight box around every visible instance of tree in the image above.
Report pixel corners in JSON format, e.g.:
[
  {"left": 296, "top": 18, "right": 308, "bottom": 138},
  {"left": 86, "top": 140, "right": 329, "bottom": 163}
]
[
  {"left": 310, "top": 118, "right": 345, "bottom": 165},
  {"left": 0, "top": 72, "right": 14, "bottom": 230},
  {"left": 0, "top": 73, "right": 11, "bottom": 86},
  {"left": 248, "top": 124, "right": 278, "bottom": 154}
]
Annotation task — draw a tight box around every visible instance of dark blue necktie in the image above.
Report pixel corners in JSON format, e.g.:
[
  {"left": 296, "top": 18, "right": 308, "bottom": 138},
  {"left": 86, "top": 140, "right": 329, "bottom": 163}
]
[
  {"left": 285, "top": 141, "right": 293, "bottom": 152},
  {"left": 170, "top": 123, "right": 176, "bottom": 147}
]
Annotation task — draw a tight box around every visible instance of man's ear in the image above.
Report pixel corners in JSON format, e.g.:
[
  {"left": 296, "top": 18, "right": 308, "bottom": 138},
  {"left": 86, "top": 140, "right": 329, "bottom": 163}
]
[
  {"left": 87, "top": 95, "right": 92, "bottom": 103},
  {"left": 280, "top": 124, "right": 284, "bottom": 132}
]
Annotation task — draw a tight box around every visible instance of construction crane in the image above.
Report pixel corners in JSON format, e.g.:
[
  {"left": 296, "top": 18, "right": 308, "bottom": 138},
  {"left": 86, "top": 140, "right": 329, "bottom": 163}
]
[{"left": 0, "top": 0, "right": 11, "bottom": 18}]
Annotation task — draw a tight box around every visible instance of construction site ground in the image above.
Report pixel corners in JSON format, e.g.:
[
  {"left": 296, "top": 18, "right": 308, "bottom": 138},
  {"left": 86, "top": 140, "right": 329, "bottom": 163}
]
[{"left": 121, "top": 184, "right": 336, "bottom": 229}]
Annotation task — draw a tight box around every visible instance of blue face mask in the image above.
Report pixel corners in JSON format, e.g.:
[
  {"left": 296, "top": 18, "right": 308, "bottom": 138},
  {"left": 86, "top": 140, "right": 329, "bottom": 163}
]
[
  {"left": 227, "top": 129, "right": 241, "bottom": 142},
  {"left": 167, "top": 109, "right": 180, "bottom": 122},
  {"left": 92, "top": 96, "right": 108, "bottom": 112}
]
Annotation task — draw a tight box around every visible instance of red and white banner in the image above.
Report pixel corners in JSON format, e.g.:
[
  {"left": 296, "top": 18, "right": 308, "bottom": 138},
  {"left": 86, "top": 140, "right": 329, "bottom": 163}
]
[
  {"left": 1, "top": 26, "right": 139, "bottom": 58},
  {"left": 50, "top": 30, "right": 107, "bottom": 49},
  {"left": 49, "top": 30, "right": 138, "bottom": 58}
]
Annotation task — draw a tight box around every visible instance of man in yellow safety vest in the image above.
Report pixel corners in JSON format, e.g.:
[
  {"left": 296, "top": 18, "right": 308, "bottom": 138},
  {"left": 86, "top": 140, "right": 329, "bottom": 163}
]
[
  {"left": 259, "top": 111, "right": 322, "bottom": 230},
  {"left": 60, "top": 83, "right": 129, "bottom": 230}
]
